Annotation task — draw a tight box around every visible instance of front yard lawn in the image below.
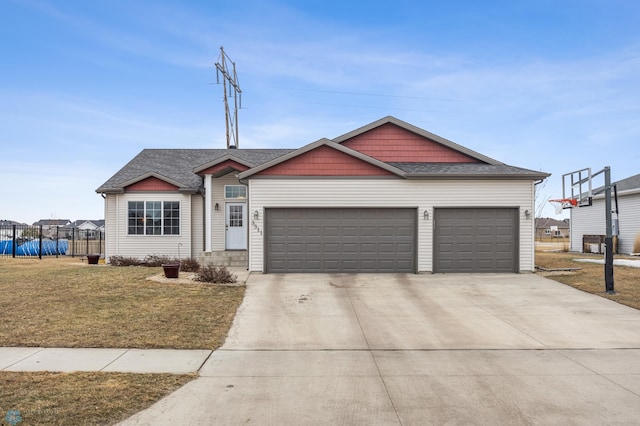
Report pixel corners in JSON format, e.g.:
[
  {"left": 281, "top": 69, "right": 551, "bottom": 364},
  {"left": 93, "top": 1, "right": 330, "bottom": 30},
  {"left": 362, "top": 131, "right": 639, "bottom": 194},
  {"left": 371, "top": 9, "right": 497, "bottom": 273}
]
[
  {"left": 0, "top": 372, "right": 194, "bottom": 425},
  {"left": 0, "top": 257, "right": 244, "bottom": 349},
  {"left": 535, "top": 251, "right": 640, "bottom": 310},
  {"left": 0, "top": 256, "right": 245, "bottom": 425}
]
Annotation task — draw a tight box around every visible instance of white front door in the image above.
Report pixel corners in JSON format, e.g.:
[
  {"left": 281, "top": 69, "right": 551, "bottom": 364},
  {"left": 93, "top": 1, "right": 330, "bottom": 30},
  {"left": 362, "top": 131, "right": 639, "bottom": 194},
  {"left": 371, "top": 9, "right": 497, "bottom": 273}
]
[{"left": 225, "top": 203, "right": 247, "bottom": 250}]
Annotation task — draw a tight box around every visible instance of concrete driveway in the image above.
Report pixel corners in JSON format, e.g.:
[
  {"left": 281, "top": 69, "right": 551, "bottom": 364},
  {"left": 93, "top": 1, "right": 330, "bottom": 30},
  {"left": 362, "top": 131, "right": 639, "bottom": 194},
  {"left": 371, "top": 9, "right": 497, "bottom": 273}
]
[{"left": 122, "top": 273, "right": 640, "bottom": 425}]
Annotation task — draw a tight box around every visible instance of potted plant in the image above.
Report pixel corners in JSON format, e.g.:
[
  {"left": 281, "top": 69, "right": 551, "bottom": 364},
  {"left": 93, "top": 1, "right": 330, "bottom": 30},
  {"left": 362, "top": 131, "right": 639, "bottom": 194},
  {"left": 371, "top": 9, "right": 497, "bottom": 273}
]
[
  {"left": 87, "top": 254, "right": 100, "bottom": 265},
  {"left": 161, "top": 262, "right": 180, "bottom": 278},
  {"left": 161, "top": 243, "right": 182, "bottom": 278}
]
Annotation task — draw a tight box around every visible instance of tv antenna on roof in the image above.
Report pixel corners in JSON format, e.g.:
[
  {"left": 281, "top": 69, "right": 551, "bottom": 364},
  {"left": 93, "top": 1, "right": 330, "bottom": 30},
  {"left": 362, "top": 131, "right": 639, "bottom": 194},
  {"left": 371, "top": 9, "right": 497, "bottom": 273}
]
[{"left": 215, "top": 46, "right": 242, "bottom": 149}]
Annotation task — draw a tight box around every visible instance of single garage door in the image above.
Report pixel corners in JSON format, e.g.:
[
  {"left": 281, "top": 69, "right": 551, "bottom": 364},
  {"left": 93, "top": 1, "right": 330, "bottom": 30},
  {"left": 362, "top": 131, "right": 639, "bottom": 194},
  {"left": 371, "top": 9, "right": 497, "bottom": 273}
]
[
  {"left": 434, "top": 208, "right": 518, "bottom": 273},
  {"left": 265, "top": 208, "right": 415, "bottom": 273}
]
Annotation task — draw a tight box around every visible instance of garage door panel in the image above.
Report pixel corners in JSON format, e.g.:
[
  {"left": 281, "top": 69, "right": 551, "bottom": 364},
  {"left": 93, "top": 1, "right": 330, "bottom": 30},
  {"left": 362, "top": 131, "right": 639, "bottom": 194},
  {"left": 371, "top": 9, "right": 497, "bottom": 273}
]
[
  {"left": 266, "top": 208, "right": 415, "bottom": 273},
  {"left": 360, "top": 243, "right": 376, "bottom": 253},
  {"left": 306, "top": 243, "right": 322, "bottom": 253},
  {"left": 287, "top": 243, "right": 303, "bottom": 252},
  {"left": 397, "top": 243, "right": 413, "bottom": 253},
  {"left": 343, "top": 243, "right": 359, "bottom": 253},
  {"left": 457, "top": 226, "right": 474, "bottom": 237},
  {"left": 434, "top": 208, "right": 518, "bottom": 273}
]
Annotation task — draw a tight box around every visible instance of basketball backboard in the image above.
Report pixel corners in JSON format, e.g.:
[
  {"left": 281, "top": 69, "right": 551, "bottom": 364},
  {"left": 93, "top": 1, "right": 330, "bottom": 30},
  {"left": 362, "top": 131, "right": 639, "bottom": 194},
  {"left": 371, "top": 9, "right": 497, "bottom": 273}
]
[{"left": 561, "top": 167, "right": 594, "bottom": 207}]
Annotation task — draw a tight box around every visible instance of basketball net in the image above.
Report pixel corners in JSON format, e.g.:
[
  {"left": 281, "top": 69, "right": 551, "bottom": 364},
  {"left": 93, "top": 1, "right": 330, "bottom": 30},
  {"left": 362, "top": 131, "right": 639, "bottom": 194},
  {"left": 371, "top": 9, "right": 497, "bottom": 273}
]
[{"left": 549, "top": 198, "right": 578, "bottom": 215}]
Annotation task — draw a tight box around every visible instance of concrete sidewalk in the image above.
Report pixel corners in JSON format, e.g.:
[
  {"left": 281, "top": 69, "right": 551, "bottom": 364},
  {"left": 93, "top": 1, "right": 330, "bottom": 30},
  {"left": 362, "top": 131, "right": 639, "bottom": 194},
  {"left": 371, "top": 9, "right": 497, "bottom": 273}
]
[
  {"left": 0, "top": 347, "right": 211, "bottom": 374},
  {"left": 575, "top": 257, "right": 640, "bottom": 268}
]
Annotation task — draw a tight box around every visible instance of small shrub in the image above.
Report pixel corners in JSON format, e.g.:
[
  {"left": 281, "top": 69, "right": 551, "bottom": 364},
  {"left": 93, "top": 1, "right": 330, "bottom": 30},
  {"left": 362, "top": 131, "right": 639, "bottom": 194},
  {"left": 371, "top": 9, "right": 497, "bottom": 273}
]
[
  {"left": 109, "top": 256, "right": 142, "bottom": 266},
  {"left": 195, "top": 265, "right": 237, "bottom": 284},
  {"left": 180, "top": 257, "right": 201, "bottom": 272},
  {"left": 142, "top": 255, "right": 175, "bottom": 267},
  {"left": 634, "top": 233, "right": 640, "bottom": 254},
  {"left": 562, "top": 243, "right": 569, "bottom": 252}
]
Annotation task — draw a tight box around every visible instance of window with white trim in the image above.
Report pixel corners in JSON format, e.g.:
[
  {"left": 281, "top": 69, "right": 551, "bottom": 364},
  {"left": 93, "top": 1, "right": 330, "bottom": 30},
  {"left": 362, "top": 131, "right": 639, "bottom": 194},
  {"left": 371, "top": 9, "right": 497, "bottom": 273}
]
[
  {"left": 224, "top": 185, "right": 247, "bottom": 199},
  {"left": 128, "top": 201, "right": 180, "bottom": 235}
]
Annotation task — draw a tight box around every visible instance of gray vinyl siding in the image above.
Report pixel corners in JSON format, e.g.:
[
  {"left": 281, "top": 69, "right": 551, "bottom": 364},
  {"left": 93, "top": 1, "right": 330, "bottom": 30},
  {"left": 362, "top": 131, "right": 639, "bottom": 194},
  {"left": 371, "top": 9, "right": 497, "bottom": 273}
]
[
  {"left": 248, "top": 178, "right": 535, "bottom": 273},
  {"left": 571, "top": 191, "right": 640, "bottom": 254}
]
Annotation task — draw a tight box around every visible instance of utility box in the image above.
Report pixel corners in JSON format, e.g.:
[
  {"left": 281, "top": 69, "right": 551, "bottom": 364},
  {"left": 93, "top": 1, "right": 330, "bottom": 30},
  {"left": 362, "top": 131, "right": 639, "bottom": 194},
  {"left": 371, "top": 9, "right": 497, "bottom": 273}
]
[{"left": 583, "top": 235, "right": 605, "bottom": 254}]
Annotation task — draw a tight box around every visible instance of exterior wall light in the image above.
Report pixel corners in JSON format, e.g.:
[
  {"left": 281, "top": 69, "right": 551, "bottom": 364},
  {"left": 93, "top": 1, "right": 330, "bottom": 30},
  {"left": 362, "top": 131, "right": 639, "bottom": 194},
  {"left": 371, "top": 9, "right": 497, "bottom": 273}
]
[
  {"left": 253, "top": 209, "right": 260, "bottom": 220},
  {"left": 525, "top": 209, "right": 531, "bottom": 219},
  {"left": 214, "top": 203, "right": 219, "bottom": 211},
  {"left": 423, "top": 210, "right": 429, "bottom": 220}
]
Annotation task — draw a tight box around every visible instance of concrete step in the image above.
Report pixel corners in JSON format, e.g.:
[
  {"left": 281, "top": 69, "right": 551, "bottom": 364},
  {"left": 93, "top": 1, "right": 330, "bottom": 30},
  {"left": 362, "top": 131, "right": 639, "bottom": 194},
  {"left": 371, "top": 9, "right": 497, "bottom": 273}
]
[{"left": 198, "top": 251, "right": 247, "bottom": 267}]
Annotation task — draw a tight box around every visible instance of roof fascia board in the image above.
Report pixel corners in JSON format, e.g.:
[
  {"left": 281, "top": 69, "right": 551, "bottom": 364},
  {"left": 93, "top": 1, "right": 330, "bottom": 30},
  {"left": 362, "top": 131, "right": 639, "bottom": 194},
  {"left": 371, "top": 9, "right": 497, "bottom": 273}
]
[
  {"left": 238, "top": 139, "right": 407, "bottom": 179},
  {"left": 333, "top": 116, "right": 503, "bottom": 165},
  {"left": 193, "top": 154, "right": 254, "bottom": 173},
  {"left": 405, "top": 172, "right": 550, "bottom": 180}
]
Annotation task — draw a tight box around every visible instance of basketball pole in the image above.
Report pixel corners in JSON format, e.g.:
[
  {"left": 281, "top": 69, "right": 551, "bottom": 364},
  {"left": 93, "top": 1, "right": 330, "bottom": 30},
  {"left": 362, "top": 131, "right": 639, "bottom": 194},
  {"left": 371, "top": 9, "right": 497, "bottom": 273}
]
[{"left": 604, "top": 166, "right": 615, "bottom": 294}]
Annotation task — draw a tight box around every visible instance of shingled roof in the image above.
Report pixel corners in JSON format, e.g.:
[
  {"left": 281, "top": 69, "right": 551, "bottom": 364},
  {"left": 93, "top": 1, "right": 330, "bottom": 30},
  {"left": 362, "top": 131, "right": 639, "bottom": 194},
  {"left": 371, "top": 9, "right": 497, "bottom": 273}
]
[
  {"left": 96, "top": 149, "right": 293, "bottom": 193},
  {"left": 389, "top": 163, "right": 547, "bottom": 179},
  {"left": 96, "top": 117, "right": 550, "bottom": 193},
  {"left": 615, "top": 172, "right": 640, "bottom": 193}
]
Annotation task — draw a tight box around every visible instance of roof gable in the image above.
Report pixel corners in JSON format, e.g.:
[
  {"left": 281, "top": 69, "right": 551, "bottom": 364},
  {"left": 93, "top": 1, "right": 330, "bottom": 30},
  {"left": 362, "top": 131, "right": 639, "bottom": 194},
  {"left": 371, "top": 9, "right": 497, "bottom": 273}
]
[
  {"left": 197, "top": 159, "right": 251, "bottom": 177},
  {"left": 335, "top": 116, "right": 501, "bottom": 165},
  {"left": 341, "top": 122, "right": 480, "bottom": 163},
  {"left": 239, "top": 139, "right": 406, "bottom": 178},
  {"left": 124, "top": 175, "right": 180, "bottom": 192},
  {"left": 193, "top": 154, "right": 254, "bottom": 174}
]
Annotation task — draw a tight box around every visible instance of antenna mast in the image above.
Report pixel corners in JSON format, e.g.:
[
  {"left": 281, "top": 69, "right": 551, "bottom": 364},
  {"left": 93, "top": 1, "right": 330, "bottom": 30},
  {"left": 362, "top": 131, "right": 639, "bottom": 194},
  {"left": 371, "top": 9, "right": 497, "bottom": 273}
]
[{"left": 215, "top": 46, "right": 242, "bottom": 148}]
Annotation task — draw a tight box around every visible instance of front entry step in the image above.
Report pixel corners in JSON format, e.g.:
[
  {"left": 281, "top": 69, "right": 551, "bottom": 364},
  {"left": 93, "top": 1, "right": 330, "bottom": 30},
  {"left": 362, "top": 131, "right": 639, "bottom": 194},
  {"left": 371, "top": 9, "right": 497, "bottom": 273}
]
[{"left": 199, "top": 250, "right": 247, "bottom": 268}]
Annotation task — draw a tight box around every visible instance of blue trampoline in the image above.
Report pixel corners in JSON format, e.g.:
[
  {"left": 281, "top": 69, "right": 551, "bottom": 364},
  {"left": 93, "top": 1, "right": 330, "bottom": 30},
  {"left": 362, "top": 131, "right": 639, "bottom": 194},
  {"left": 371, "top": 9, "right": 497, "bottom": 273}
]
[
  {"left": 0, "top": 240, "right": 13, "bottom": 255},
  {"left": 14, "top": 239, "right": 69, "bottom": 256}
]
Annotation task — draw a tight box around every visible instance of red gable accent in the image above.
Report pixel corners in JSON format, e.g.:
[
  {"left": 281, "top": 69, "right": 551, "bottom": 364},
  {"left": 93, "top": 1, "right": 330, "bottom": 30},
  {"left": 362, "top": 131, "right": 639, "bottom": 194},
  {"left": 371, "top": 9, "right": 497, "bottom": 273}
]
[
  {"left": 126, "top": 177, "right": 179, "bottom": 192},
  {"left": 256, "top": 145, "right": 394, "bottom": 176},
  {"left": 198, "top": 160, "right": 250, "bottom": 175},
  {"left": 342, "top": 123, "right": 479, "bottom": 163}
]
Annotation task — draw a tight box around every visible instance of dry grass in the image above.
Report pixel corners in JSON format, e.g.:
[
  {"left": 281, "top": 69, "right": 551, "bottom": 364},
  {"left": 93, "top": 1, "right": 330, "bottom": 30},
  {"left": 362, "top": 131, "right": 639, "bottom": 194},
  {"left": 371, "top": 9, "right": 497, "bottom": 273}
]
[
  {"left": 0, "top": 371, "right": 194, "bottom": 425},
  {"left": 0, "top": 257, "right": 243, "bottom": 424},
  {"left": 535, "top": 251, "right": 640, "bottom": 309},
  {"left": 0, "top": 257, "right": 245, "bottom": 349}
]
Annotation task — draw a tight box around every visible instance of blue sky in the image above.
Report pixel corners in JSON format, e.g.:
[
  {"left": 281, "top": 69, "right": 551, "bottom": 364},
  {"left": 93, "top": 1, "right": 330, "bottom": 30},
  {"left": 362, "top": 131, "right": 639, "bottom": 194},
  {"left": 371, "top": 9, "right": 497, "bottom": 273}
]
[{"left": 2, "top": 0, "right": 639, "bottom": 224}]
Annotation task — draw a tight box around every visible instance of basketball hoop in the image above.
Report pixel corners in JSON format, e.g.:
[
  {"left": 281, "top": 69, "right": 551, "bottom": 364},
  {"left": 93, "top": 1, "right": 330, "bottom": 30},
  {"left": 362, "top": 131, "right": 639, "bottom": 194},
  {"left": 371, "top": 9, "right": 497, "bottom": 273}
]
[{"left": 549, "top": 198, "right": 578, "bottom": 215}]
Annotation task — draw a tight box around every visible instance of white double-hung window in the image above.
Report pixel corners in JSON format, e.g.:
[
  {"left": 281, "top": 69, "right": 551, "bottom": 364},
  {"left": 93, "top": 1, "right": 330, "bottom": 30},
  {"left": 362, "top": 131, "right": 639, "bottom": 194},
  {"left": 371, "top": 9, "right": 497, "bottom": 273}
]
[{"left": 127, "top": 201, "right": 180, "bottom": 235}]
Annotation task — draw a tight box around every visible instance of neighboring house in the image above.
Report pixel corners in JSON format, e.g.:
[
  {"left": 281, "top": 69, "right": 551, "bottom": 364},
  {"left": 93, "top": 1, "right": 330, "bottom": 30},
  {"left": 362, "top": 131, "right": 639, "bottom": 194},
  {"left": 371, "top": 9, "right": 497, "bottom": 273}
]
[
  {"left": 535, "top": 217, "right": 570, "bottom": 239},
  {"left": 32, "top": 219, "right": 71, "bottom": 239},
  {"left": 0, "top": 220, "right": 27, "bottom": 239},
  {"left": 70, "top": 219, "right": 105, "bottom": 231},
  {"left": 97, "top": 116, "right": 549, "bottom": 273},
  {"left": 570, "top": 173, "right": 640, "bottom": 254},
  {"left": 62, "top": 220, "right": 106, "bottom": 239}
]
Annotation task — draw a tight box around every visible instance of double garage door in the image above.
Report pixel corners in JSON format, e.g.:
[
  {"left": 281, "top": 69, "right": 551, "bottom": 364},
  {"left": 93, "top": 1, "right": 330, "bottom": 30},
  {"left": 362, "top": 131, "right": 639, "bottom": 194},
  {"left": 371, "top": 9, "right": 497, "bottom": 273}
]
[
  {"left": 265, "top": 208, "right": 415, "bottom": 273},
  {"left": 264, "top": 207, "right": 518, "bottom": 273}
]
